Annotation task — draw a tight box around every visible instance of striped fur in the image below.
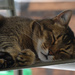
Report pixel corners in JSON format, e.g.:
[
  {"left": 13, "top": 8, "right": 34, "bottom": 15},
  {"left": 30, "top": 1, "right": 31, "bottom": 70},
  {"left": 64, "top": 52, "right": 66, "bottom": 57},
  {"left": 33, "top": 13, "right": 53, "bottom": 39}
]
[{"left": 0, "top": 10, "right": 74, "bottom": 69}]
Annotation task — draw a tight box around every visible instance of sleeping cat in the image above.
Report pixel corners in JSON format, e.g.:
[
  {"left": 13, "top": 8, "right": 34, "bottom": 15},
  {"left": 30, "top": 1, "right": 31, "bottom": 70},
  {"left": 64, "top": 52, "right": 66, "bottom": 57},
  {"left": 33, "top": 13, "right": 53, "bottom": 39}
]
[{"left": 0, "top": 10, "right": 74, "bottom": 68}]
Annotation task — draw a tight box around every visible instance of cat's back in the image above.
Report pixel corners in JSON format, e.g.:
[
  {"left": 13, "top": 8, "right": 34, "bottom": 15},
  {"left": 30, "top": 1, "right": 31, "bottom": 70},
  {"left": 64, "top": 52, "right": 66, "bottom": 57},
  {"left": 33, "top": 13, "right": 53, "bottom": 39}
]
[
  {"left": 0, "top": 16, "right": 33, "bottom": 35},
  {"left": 1, "top": 16, "right": 33, "bottom": 28}
]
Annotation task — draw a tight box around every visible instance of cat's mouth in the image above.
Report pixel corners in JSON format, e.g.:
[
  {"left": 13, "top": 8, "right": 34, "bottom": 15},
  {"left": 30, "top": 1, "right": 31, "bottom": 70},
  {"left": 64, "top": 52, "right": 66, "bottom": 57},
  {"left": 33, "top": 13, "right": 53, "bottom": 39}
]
[
  {"left": 41, "top": 51, "right": 54, "bottom": 60},
  {"left": 41, "top": 52, "right": 48, "bottom": 60}
]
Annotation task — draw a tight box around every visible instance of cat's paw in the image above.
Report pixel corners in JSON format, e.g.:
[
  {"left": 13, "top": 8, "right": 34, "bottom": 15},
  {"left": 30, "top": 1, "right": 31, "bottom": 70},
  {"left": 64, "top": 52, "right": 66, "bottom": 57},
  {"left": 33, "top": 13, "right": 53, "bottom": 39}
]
[
  {"left": 16, "top": 49, "right": 35, "bottom": 66},
  {"left": 0, "top": 52, "right": 14, "bottom": 68}
]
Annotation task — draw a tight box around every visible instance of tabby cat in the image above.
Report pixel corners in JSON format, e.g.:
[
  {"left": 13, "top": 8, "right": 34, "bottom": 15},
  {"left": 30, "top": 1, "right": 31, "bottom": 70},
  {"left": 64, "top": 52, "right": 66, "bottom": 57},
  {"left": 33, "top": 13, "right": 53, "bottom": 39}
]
[{"left": 0, "top": 10, "right": 74, "bottom": 68}]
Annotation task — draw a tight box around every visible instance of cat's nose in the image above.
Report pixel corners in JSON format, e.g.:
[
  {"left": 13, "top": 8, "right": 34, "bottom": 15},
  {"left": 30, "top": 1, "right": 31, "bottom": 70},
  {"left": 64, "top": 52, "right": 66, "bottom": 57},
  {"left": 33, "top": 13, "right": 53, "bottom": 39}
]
[{"left": 48, "top": 49, "right": 54, "bottom": 55}]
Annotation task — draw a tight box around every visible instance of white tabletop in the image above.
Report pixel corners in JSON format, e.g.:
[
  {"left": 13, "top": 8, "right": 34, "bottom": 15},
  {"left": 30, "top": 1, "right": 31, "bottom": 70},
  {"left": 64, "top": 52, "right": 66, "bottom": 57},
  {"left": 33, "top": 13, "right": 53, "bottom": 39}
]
[{"left": 41, "top": 62, "right": 75, "bottom": 71}]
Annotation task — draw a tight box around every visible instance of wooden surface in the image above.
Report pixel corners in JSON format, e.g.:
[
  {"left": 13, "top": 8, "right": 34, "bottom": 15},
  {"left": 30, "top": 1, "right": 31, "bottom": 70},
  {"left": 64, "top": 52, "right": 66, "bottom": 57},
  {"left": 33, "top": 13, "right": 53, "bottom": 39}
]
[{"left": 31, "top": 68, "right": 75, "bottom": 75}]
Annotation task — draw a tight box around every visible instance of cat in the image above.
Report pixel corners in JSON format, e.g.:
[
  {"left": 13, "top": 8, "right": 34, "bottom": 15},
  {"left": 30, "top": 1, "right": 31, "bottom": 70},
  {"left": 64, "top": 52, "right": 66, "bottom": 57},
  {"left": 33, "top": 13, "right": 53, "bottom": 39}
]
[
  {"left": 0, "top": 10, "right": 74, "bottom": 68},
  {"left": 73, "top": 37, "right": 75, "bottom": 58}
]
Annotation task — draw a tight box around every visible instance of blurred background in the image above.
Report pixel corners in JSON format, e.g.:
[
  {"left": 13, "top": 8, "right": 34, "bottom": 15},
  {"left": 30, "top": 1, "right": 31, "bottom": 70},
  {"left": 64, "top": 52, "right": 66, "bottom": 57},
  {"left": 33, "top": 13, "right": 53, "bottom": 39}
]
[{"left": 0, "top": 0, "right": 75, "bottom": 75}]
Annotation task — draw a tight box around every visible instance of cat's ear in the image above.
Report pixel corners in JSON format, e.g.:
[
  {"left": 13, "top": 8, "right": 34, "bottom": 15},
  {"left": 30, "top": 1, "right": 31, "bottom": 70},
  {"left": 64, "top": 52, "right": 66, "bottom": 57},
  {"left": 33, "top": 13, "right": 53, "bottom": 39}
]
[
  {"left": 30, "top": 20, "right": 41, "bottom": 31},
  {"left": 0, "top": 15, "right": 5, "bottom": 24},
  {"left": 30, "top": 20, "right": 42, "bottom": 36},
  {"left": 0, "top": 15, "right": 5, "bottom": 25},
  {"left": 53, "top": 10, "right": 72, "bottom": 26},
  {"left": 30, "top": 20, "right": 36, "bottom": 32}
]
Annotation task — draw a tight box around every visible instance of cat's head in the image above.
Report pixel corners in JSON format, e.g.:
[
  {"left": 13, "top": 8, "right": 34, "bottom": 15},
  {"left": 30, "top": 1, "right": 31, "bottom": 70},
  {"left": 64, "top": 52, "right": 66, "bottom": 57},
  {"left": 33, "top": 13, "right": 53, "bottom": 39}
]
[{"left": 32, "top": 10, "right": 74, "bottom": 61}]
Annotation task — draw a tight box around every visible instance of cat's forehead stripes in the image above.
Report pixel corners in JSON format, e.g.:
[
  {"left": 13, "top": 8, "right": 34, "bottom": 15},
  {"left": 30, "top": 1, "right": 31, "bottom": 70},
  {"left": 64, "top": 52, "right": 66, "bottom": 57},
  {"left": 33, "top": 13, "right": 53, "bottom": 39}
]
[
  {"left": 38, "top": 19, "right": 66, "bottom": 33},
  {"left": 39, "top": 19, "right": 54, "bottom": 24}
]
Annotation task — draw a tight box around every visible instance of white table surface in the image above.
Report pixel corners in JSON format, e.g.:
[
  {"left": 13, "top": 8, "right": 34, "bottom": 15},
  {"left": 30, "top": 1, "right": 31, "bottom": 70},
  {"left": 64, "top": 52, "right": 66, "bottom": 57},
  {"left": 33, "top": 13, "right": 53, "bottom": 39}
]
[{"left": 41, "top": 62, "right": 75, "bottom": 71}]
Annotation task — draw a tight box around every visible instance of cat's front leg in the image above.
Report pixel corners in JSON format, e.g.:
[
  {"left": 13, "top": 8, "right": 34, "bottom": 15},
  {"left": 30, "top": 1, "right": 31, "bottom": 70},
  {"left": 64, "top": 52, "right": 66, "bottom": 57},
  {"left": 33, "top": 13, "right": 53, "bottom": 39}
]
[{"left": 16, "top": 49, "right": 35, "bottom": 66}]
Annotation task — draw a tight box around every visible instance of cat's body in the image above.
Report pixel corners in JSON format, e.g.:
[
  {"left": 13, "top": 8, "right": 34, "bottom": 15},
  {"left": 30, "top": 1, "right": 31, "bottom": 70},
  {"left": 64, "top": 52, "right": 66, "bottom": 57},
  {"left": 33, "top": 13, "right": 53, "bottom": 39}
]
[
  {"left": 0, "top": 17, "right": 36, "bottom": 67},
  {"left": 0, "top": 10, "right": 74, "bottom": 68}
]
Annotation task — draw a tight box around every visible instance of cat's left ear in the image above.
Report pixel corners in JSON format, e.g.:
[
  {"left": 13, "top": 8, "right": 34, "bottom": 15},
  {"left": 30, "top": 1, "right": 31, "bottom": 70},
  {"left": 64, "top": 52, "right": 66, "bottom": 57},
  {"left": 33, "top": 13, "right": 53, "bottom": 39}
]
[
  {"left": 53, "top": 10, "right": 72, "bottom": 26},
  {"left": 30, "top": 20, "right": 41, "bottom": 32},
  {"left": 30, "top": 20, "right": 36, "bottom": 32}
]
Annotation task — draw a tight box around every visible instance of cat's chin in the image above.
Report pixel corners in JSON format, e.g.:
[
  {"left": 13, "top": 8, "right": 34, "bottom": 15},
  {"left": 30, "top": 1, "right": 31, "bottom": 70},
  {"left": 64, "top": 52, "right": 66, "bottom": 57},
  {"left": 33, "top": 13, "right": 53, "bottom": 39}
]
[{"left": 38, "top": 52, "right": 54, "bottom": 62}]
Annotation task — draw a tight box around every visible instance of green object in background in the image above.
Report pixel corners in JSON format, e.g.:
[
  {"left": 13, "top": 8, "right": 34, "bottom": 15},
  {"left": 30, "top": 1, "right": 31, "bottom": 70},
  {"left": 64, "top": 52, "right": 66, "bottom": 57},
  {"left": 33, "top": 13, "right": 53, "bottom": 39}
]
[
  {"left": 23, "top": 69, "right": 32, "bottom": 75},
  {"left": 0, "top": 71, "right": 13, "bottom": 75},
  {"left": 0, "top": 69, "right": 32, "bottom": 75}
]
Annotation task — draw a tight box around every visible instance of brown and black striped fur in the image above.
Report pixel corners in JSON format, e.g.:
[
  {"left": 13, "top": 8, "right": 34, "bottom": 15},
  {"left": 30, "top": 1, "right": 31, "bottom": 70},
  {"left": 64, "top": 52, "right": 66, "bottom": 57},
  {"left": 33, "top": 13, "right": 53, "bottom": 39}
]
[{"left": 0, "top": 10, "right": 74, "bottom": 69}]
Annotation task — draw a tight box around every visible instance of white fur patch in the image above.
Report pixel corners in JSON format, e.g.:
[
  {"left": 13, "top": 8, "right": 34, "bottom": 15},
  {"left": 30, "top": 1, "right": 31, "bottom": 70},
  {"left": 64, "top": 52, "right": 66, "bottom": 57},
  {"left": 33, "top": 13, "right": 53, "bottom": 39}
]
[{"left": 36, "top": 39, "right": 54, "bottom": 62}]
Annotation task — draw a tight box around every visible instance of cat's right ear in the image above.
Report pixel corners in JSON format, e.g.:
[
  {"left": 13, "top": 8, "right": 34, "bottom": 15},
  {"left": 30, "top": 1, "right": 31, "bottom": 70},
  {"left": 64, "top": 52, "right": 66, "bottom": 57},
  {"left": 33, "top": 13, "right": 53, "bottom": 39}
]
[
  {"left": 0, "top": 15, "right": 5, "bottom": 27},
  {"left": 53, "top": 10, "right": 72, "bottom": 27}
]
